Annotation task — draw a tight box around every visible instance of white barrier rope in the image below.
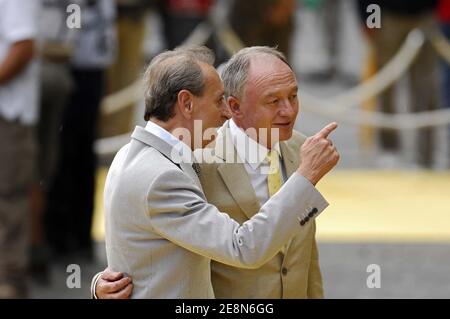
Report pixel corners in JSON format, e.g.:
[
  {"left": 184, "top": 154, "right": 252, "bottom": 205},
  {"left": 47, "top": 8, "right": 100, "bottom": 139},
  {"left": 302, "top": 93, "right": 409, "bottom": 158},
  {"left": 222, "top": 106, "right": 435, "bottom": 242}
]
[
  {"left": 301, "top": 92, "right": 450, "bottom": 129},
  {"left": 214, "top": 23, "right": 245, "bottom": 56},
  {"left": 327, "top": 29, "right": 425, "bottom": 114},
  {"left": 95, "top": 131, "right": 132, "bottom": 155},
  {"left": 100, "top": 27, "right": 450, "bottom": 121},
  {"left": 297, "top": 29, "right": 450, "bottom": 128},
  {"left": 95, "top": 10, "right": 450, "bottom": 156},
  {"left": 218, "top": 26, "right": 450, "bottom": 129},
  {"left": 180, "top": 21, "right": 212, "bottom": 47},
  {"left": 101, "top": 80, "right": 141, "bottom": 115}
]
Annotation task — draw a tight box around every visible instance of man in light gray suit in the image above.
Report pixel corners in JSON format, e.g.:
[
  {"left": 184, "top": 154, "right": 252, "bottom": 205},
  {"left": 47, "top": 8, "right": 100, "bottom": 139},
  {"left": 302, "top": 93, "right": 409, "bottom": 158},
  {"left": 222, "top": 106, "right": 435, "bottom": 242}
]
[{"left": 96, "top": 46, "right": 339, "bottom": 298}]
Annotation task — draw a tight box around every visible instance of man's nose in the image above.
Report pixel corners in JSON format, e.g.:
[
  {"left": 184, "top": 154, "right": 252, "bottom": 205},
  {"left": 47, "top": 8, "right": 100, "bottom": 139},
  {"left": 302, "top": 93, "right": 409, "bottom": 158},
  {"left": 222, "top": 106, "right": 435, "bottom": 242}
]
[
  {"left": 220, "top": 101, "right": 232, "bottom": 119},
  {"left": 279, "top": 99, "right": 296, "bottom": 117}
]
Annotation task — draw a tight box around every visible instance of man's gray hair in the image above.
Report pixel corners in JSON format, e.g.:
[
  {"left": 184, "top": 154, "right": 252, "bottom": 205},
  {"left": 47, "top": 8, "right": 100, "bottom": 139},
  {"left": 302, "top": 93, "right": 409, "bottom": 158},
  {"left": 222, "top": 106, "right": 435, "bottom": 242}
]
[
  {"left": 143, "top": 46, "right": 215, "bottom": 121},
  {"left": 220, "top": 46, "right": 292, "bottom": 99}
]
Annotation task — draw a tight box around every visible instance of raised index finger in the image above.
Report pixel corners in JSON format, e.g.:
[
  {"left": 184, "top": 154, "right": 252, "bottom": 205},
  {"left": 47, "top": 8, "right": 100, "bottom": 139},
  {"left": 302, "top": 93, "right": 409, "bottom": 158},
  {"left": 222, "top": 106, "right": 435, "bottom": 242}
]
[{"left": 315, "top": 122, "right": 338, "bottom": 139}]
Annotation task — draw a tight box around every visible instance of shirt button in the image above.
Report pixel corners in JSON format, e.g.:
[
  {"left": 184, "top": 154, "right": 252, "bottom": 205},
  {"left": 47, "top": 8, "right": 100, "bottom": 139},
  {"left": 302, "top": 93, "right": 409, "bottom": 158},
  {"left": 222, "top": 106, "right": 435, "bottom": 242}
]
[{"left": 282, "top": 267, "right": 288, "bottom": 276}]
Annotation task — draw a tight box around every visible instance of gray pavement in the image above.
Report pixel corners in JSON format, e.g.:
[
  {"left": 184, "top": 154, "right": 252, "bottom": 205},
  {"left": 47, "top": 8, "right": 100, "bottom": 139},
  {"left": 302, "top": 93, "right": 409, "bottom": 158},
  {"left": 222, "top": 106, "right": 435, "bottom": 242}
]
[
  {"left": 29, "top": 242, "right": 450, "bottom": 299},
  {"left": 320, "top": 242, "right": 450, "bottom": 299}
]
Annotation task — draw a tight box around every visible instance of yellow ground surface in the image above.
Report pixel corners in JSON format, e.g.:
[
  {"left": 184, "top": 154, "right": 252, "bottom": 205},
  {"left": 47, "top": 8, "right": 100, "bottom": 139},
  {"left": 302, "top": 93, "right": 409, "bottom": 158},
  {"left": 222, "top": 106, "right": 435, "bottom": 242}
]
[{"left": 92, "top": 169, "right": 450, "bottom": 243}]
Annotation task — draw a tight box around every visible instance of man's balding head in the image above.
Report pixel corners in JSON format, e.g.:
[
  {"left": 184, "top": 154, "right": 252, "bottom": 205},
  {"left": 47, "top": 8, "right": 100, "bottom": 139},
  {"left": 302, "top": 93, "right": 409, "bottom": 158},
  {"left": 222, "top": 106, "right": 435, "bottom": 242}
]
[
  {"left": 143, "top": 46, "right": 215, "bottom": 121},
  {"left": 220, "top": 46, "right": 292, "bottom": 99}
]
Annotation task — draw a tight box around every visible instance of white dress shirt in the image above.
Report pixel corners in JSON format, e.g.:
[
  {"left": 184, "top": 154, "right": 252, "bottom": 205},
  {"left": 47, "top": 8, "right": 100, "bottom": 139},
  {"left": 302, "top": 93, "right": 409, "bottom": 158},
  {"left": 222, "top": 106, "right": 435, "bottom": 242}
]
[
  {"left": 0, "top": 0, "right": 39, "bottom": 125},
  {"left": 144, "top": 121, "right": 194, "bottom": 164},
  {"left": 229, "top": 119, "right": 287, "bottom": 207}
]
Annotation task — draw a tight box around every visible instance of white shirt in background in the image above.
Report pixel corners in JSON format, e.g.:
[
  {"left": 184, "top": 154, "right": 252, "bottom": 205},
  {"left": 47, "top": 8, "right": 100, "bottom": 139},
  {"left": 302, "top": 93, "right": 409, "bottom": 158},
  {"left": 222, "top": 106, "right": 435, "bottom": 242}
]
[
  {"left": 38, "top": 0, "right": 79, "bottom": 46},
  {"left": 0, "top": 0, "right": 40, "bottom": 125},
  {"left": 71, "top": 0, "right": 117, "bottom": 69}
]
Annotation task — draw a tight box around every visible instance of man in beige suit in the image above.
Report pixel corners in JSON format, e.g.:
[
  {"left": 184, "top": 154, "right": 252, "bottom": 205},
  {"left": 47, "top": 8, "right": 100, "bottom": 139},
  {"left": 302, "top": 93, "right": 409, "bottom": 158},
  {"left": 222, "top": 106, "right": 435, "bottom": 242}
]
[
  {"left": 202, "top": 46, "right": 323, "bottom": 299},
  {"left": 94, "top": 46, "right": 339, "bottom": 298},
  {"left": 203, "top": 132, "right": 322, "bottom": 298}
]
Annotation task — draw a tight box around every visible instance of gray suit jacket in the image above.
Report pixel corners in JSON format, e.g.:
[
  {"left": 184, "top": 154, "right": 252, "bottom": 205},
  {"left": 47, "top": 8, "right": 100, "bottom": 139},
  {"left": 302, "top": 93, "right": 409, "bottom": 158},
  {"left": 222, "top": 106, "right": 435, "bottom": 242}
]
[{"left": 104, "top": 125, "right": 328, "bottom": 298}]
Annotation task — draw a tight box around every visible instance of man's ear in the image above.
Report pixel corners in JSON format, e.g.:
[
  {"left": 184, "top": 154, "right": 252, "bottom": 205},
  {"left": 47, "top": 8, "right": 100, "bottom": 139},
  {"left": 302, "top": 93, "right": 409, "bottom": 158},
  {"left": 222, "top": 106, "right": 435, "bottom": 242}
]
[
  {"left": 177, "top": 89, "right": 194, "bottom": 119},
  {"left": 227, "top": 96, "right": 243, "bottom": 118}
]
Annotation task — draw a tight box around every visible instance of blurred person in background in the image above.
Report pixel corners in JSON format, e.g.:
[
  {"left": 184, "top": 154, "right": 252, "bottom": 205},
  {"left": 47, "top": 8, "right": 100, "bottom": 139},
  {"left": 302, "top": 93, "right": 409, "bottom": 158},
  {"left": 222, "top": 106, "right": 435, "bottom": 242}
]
[
  {"left": 30, "top": 0, "right": 78, "bottom": 285},
  {"left": 358, "top": 0, "right": 439, "bottom": 168},
  {"left": 438, "top": 0, "right": 450, "bottom": 109},
  {"left": 436, "top": 0, "right": 450, "bottom": 164},
  {"left": 100, "top": 0, "right": 149, "bottom": 138},
  {"left": 158, "top": 0, "right": 214, "bottom": 49},
  {"left": 155, "top": 0, "right": 229, "bottom": 64},
  {"left": 0, "top": 0, "right": 40, "bottom": 298},
  {"left": 108, "top": 0, "right": 148, "bottom": 90},
  {"left": 229, "top": 0, "right": 295, "bottom": 60},
  {"left": 46, "top": 0, "right": 117, "bottom": 261},
  {"left": 301, "top": 0, "right": 358, "bottom": 82}
]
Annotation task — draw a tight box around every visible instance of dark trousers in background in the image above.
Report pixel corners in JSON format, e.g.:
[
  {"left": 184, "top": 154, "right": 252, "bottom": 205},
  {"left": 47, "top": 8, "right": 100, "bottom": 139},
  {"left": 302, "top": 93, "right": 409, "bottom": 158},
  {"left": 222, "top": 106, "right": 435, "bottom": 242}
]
[
  {"left": 0, "top": 117, "right": 35, "bottom": 297},
  {"left": 45, "top": 69, "right": 104, "bottom": 259},
  {"left": 373, "top": 13, "right": 439, "bottom": 167},
  {"left": 441, "top": 24, "right": 450, "bottom": 108},
  {"left": 441, "top": 24, "right": 450, "bottom": 162},
  {"left": 29, "top": 62, "right": 74, "bottom": 282},
  {"left": 37, "top": 62, "right": 73, "bottom": 192}
]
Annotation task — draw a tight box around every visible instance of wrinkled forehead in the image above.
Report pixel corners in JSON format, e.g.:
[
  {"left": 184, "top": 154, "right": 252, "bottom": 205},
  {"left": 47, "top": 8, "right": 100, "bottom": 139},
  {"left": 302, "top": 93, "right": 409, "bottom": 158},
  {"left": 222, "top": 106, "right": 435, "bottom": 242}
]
[{"left": 246, "top": 55, "right": 297, "bottom": 92}]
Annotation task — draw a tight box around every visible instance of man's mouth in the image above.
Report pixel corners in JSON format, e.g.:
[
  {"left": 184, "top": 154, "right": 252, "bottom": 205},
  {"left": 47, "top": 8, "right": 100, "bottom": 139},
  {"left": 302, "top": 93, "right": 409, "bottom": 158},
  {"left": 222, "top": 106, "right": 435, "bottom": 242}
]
[{"left": 273, "top": 122, "right": 292, "bottom": 128}]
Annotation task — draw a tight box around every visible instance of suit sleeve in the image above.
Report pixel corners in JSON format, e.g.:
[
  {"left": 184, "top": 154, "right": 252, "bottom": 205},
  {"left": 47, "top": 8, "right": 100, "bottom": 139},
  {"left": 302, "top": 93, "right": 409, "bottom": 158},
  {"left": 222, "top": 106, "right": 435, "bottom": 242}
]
[
  {"left": 145, "top": 168, "right": 329, "bottom": 269},
  {"left": 307, "top": 222, "right": 324, "bottom": 298}
]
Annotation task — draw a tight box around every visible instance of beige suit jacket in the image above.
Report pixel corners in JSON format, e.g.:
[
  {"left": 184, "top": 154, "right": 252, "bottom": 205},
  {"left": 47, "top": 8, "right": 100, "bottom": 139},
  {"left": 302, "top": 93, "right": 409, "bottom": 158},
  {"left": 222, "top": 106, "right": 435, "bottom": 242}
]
[
  {"left": 198, "top": 123, "right": 324, "bottom": 298},
  {"left": 104, "top": 125, "right": 328, "bottom": 298}
]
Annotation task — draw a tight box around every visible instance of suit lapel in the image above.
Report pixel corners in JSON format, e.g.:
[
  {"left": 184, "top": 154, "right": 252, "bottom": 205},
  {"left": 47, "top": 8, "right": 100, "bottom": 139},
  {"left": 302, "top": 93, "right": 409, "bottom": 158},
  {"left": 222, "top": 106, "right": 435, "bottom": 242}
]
[
  {"left": 215, "top": 122, "right": 261, "bottom": 219},
  {"left": 132, "top": 126, "right": 173, "bottom": 161},
  {"left": 217, "top": 164, "right": 261, "bottom": 219},
  {"left": 131, "top": 126, "right": 202, "bottom": 189}
]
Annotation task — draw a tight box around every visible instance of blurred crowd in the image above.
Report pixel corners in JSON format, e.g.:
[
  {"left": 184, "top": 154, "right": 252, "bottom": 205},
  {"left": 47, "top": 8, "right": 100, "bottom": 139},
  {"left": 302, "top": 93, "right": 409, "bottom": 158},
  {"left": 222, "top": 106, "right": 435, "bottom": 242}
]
[{"left": 0, "top": 0, "right": 449, "bottom": 298}]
